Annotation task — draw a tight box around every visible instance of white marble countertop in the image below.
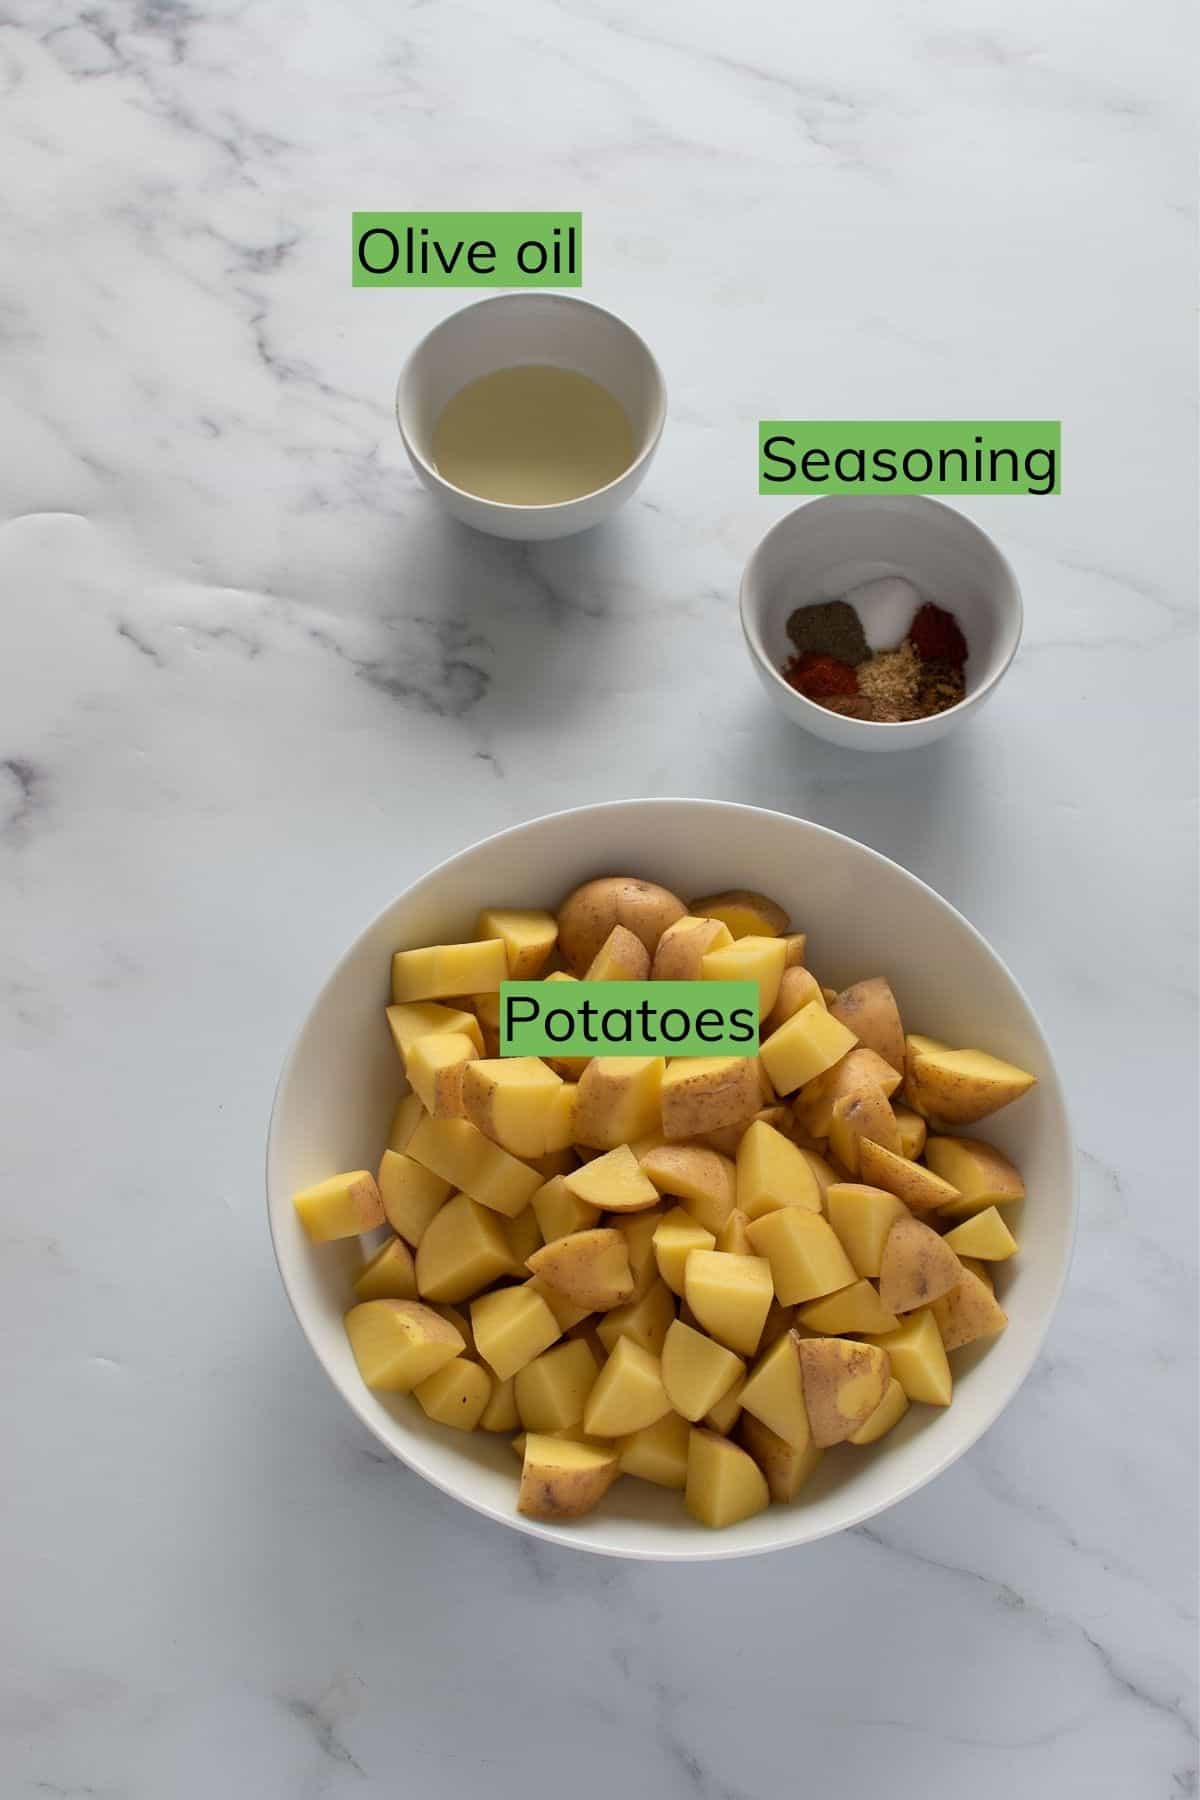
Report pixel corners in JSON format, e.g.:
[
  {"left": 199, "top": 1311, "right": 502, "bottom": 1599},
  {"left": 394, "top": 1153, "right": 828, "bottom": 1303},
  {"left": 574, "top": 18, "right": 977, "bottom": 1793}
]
[{"left": 3, "top": 3, "right": 1196, "bottom": 1795}]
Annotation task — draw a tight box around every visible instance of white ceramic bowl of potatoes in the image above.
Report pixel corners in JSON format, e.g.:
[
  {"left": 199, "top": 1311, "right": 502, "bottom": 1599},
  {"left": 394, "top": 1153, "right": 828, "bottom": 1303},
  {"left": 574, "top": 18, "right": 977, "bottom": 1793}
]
[{"left": 267, "top": 799, "right": 1075, "bottom": 1559}]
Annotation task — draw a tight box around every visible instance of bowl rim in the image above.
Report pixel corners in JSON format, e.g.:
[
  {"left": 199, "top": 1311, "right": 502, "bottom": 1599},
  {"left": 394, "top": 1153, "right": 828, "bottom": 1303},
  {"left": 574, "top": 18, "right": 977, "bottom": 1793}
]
[
  {"left": 266, "top": 796, "right": 1077, "bottom": 1561},
  {"left": 738, "top": 494, "right": 1025, "bottom": 735},
  {"left": 394, "top": 292, "right": 668, "bottom": 517}
]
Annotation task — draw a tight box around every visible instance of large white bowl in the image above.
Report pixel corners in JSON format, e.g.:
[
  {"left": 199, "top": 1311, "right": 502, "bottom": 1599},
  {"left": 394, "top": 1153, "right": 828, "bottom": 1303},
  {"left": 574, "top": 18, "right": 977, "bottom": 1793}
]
[{"left": 267, "top": 799, "right": 1075, "bottom": 1560}]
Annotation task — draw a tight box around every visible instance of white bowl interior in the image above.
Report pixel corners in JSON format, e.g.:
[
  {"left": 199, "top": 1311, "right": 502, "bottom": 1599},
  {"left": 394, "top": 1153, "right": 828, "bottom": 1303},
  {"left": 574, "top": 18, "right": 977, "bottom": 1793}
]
[
  {"left": 267, "top": 800, "right": 1074, "bottom": 1560},
  {"left": 743, "top": 496, "right": 1022, "bottom": 705},
  {"left": 397, "top": 294, "right": 664, "bottom": 474}
]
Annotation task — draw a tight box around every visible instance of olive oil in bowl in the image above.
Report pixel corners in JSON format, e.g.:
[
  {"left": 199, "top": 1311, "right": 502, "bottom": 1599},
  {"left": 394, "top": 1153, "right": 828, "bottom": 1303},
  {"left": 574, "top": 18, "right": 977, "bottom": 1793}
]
[{"left": 432, "top": 364, "right": 634, "bottom": 506}]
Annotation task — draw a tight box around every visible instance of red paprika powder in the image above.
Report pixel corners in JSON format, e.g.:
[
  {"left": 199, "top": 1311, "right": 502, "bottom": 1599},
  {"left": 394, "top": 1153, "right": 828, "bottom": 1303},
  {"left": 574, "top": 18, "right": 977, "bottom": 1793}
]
[
  {"left": 783, "top": 651, "right": 860, "bottom": 701},
  {"left": 909, "top": 602, "right": 967, "bottom": 667}
]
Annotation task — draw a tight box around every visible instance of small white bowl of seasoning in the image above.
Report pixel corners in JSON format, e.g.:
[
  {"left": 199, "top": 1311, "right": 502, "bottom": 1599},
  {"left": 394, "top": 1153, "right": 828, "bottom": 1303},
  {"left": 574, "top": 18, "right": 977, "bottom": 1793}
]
[
  {"left": 739, "top": 494, "right": 1023, "bottom": 752},
  {"left": 396, "top": 293, "right": 666, "bottom": 540}
]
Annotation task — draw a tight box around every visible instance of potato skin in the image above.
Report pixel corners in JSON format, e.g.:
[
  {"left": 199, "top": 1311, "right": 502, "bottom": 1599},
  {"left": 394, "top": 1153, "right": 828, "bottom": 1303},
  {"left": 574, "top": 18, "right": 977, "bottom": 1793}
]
[
  {"left": 829, "top": 978, "right": 906, "bottom": 1074},
  {"left": 557, "top": 877, "right": 687, "bottom": 974}
]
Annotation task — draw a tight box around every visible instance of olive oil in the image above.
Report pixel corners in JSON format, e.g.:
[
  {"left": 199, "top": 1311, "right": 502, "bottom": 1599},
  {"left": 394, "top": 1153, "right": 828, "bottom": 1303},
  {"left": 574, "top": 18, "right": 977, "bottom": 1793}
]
[{"left": 432, "top": 364, "right": 634, "bottom": 505}]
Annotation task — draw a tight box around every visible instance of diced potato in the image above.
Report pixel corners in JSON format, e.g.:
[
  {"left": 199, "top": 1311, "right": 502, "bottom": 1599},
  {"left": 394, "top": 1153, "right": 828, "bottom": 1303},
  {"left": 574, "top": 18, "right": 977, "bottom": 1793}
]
[
  {"left": 613, "top": 1206, "right": 666, "bottom": 1301},
  {"left": 827, "top": 1086, "right": 902, "bottom": 1176},
  {"left": 796, "top": 1147, "right": 840, "bottom": 1196},
  {"left": 557, "top": 876, "right": 687, "bottom": 973},
  {"left": 386, "top": 1093, "right": 426, "bottom": 1152},
  {"left": 683, "top": 1250, "right": 774, "bottom": 1357},
  {"left": 344, "top": 1299, "right": 463, "bottom": 1391},
  {"left": 716, "top": 1208, "right": 754, "bottom": 1256},
  {"left": 526, "top": 1229, "right": 634, "bottom": 1312},
  {"left": 701, "top": 1105, "right": 785, "bottom": 1158},
  {"left": 596, "top": 1280, "right": 676, "bottom": 1358},
  {"left": 867, "top": 1309, "right": 952, "bottom": 1406},
  {"left": 704, "top": 1373, "right": 746, "bottom": 1435},
  {"left": 941, "top": 1207, "right": 1019, "bottom": 1260},
  {"left": 661, "top": 1320, "right": 744, "bottom": 1421},
  {"left": 739, "top": 1415, "right": 823, "bottom": 1502},
  {"left": 293, "top": 1170, "right": 384, "bottom": 1243},
  {"left": 959, "top": 1255, "right": 995, "bottom": 1290},
  {"left": 892, "top": 1104, "right": 927, "bottom": 1161},
  {"left": 353, "top": 1235, "right": 418, "bottom": 1302},
  {"left": 524, "top": 1274, "right": 590, "bottom": 1333},
  {"left": 544, "top": 1083, "right": 577, "bottom": 1154},
  {"left": 584, "top": 1337, "right": 671, "bottom": 1436},
  {"left": 797, "top": 1279, "right": 899, "bottom": 1336},
  {"left": 586, "top": 923, "right": 652, "bottom": 982},
  {"left": 878, "top": 1215, "right": 963, "bottom": 1314},
  {"left": 857, "top": 1138, "right": 960, "bottom": 1218},
  {"left": 476, "top": 907, "right": 557, "bottom": 979},
  {"left": 518, "top": 1434, "right": 620, "bottom": 1520},
  {"left": 405, "top": 1031, "right": 478, "bottom": 1119},
  {"left": 824, "top": 1182, "right": 910, "bottom": 1278},
  {"left": 828, "top": 978, "right": 905, "bottom": 1074},
  {"left": 514, "top": 1338, "right": 599, "bottom": 1431},
  {"left": 573, "top": 1057, "right": 665, "bottom": 1150},
  {"left": 924, "top": 1137, "right": 1026, "bottom": 1219},
  {"left": 736, "top": 1119, "right": 822, "bottom": 1219},
  {"left": 461, "top": 1057, "right": 563, "bottom": 1160},
  {"left": 415, "top": 1192, "right": 512, "bottom": 1302},
  {"left": 760, "top": 1003, "right": 857, "bottom": 1096},
  {"left": 685, "top": 1429, "right": 770, "bottom": 1528},
  {"left": 407, "top": 1114, "right": 541, "bottom": 1218},
  {"left": 932, "top": 1270, "right": 1009, "bottom": 1351},
  {"left": 745, "top": 1207, "right": 856, "bottom": 1305},
  {"left": 502, "top": 1207, "right": 542, "bottom": 1271},
  {"left": 639, "top": 1144, "right": 737, "bottom": 1235},
  {"left": 471, "top": 1285, "right": 561, "bottom": 1381},
  {"left": 531, "top": 1174, "right": 599, "bottom": 1243},
  {"left": 763, "top": 965, "right": 825, "bottom": 1035},
  {"left": 617, "top": 1411, "right": 691, "bottom": 1488},
  {"left": 391, "top": 940, "right": 508, "bottom": 1003},
  {"left": 906, "top": 1034, "right": 950, "bottom": 1061},
  {"left": 377, "top": 1149, "right": 452, "bottom": 1246},
  {"left": 661, "top": 1056, "right": 761, "bottom": 1140},
  {"left": 564, "top": 1143, "right": 660, "bottom": 1213},
  {"left": 415, "top": 1357, "right": 493, "bottom": 1430},
  {"left": 781, "top": 932, "right": 807, "bottom": 967},
  {"left": 385, "top": 1001, "right": 486, "bottom": 1062},
  {"left": 472, "top": 991, "right": 502, "bottom": 1032},
  {"left": 653, "top": 1207, "right": 716, "bottom": 1296},
  {"left": 689, "top": 889, "right": 789, "bottom": 940},
  {"left": 701, "top": 934, "right": 788, "bottom": 1019},
  {"left": 906, "top": 1046, "right": 1037, "bottom": 1125},
  {"left": 651, "top": 915, "right": 734, "bottom": 981},
  {"left": 796, "top": 1337, "right": 891, "bottom": 1447},
  {"left": 758, "top": 1297, "right": 795, "bottom": 1351},
  {"left": 539, "top": 971, "right": 591, "bottom": 1080},
  {"left": 479, "top": 1374, "right": 519, "bottom": 1433},
  {"left": 848, "top": 1376, "right": 909, "bottom": 1445},
  {"left": 738, "top": 1332, "right": 810, "bottom": 1448},
  {"left": 431, "top": 1303, "right": 474, "bottom": 1355},
  {"left": 794, "top": 1046, "right": 903, "bottom": 1137}
]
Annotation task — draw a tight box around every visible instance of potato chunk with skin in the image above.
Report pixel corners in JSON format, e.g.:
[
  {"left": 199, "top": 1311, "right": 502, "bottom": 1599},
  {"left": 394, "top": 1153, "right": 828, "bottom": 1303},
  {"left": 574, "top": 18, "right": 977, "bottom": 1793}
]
[
  {"left": 531, "top": 1174, "right": 599, "bottom": 1243},
  {"left": 526, "top": 1229, "right": 634, "bottom": 1312},
  {"left": 906, "top": 1045, "right": 1037, "bottom": 1124},
  {"left": 386, "top": 1002, "right": 486, "bottom": 1064},
  {"left": 557, "top": 877, "right": 687, "bottom": 973},
  {"left": 515, "top": 1338, "right": 599, "bottom": 1431},
  {"left": 293, "top": 1170, "right": 385, "bottom": 1243},
  {"left": 924, "top": 1137, "right": 1026, "bottom": 1219},
  {"left": 353, "top": 1235, "right": 418, "bottom": 1302},
  {"left": 518, "top": 1434, "right": 620, "bottom": 1520},
  {"left": 653, "top": 1207, "right": 716, "bottom": 1296},
  {"left": 661, "top": 1056, "right": 761, "bottom": 1140},
  {"left": 739, "top": 1414, "right": 823, "bottom": 1502},
  {"left": 573, "top": 1057, "right": 665, "bottom": 1150},
  {"left": 586, "top": 923, "right": 652, "bottom": 982},
  {"left": 685, "top": 1429, "right": 770, "bottom": 1528},
  {"left": 471, "top": 1286, "right": 561, "bottom": 1381},
  {"left": 684, "top": 1251, "right": 774, "bottom": 1357},
  {"left": 405, "top": 1032, "right": 478, "bottom": 1119},
  {"left": 651, "top": 915, "right": 733, "bottom": 981},
  {"left": 824, "top": 1183, "right": 910, "bottom": 1278},
  {"left": 893, "top": 1103, "right": 927, "bottom": 1160},
  {"left": 565, "top": 1143, "right": 660, "bottom": 1213},
  {"left": 639, "top": 1144, "right": 737, "bottom": 1235},
  {"left": 716, "top": 1208, "right": 753, "bottom": 1256},
  {"left": 661, "top": 1320, "right": 745, "bottom": 1421},
  {"left": 878, "top": 1215, "right": 963, "bottom": 1314},
  {"left": 738, "top": 1331, "right": 811, "bottom": 1448},
  {"left": 794, "top": 1046, "right": 902, "bottom": 1136},
  {"left": 415, "top": 1356, "right": 493, "bottom": 1430},
  {"left": 941, "top": 1207, "right": 1019, "bottom": 1260},
  {"left": 391, "top": 940, "right": 508, "bottom": 1003},
  {"left": 612, "top": 1206, "right": 665, "bottom": 1301},
  {"left": 461, "top": 1057, "right": 563, "bottom": 1160},
  {"left": 475, "top": 907, "right": 557, "bottom": 978},
  {"left": 415, "top": 1192, "right": 511, "bottom": 1302},
  {"left": 617, "top": 1411, "right": 691, "bottom": 1488},
  {"left": 596, "top": 1280, "right": 676, "bottom": 1358},
  {"left": 857, "top": 1138, "right": 959, "bottom": 1218},
  {"left": 584, "top": 1337, "right": 671, "bottom": 1436},
  {"left": 760, "top": 1002, "right": 857, "bottom": 1096},
  {"left": 701, "top": 934, "right": 788, "bottom": 1019},
  {"left": 848, "top": 1376, "right": 909, "bottom": 1445},
  {"left": 828, "top": 1086, "right": 902, "bottom": 1176},
  {"left": 344, "top": 1299, "right": 464, "bottom": 1392},
  {"left": 932, "top": 1269, "right": 1009, "bottom": 1351},
  {"left": 745, "top": 1207, "right": 856, "bottom": 1305},
  {"left": 797, "top": 1279, "right": 899, "bottom": 1336},
  {"left": 867, "top": 1308, "right": 952, "bottom": 1405},
  {"left": 797, "top": 1147, "right": 840, "bottom": 1197},
  {"left": 690, "top": 889, "right": 789, "bottom": 940},
  {"left": 407, "top": 1114, "right": 541, "bottom": 1219},
  {"left": 377, "top": 1149, "right": 452, "bottom": 1246},
  {"left": 796, "top": 1337, "right": 891, "bottom": 1447},
  {"left": 763, "top": 965, "right": 825, "bottom": 1035},
  {"left": 828, "top": 978, "right": 905, "bottom": 1074},
  {"left": 524, "top": 1274, "right": 590, "bottom": 1333},
  {"left": 736, "top": 1119, "right": 822, "bottom": 1219}
]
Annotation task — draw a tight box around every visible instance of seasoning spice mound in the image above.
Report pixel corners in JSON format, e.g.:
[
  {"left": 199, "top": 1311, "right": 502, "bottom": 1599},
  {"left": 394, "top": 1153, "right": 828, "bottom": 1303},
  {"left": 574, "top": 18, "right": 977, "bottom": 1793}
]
[
  {"left": 784, "top": 600, "right": 869, "bottom": 666},
  {"left": 909, "top": 602, "right": 967, "bottom": 667},
  {"left": 783, "top": 651, "right": 859, "bottom": 701},
  {"left": 856, "top": 640, "right": 922, "bottom": 720},
  {"left": 916, "top": 660, "right": 966, "bottom": 713}
]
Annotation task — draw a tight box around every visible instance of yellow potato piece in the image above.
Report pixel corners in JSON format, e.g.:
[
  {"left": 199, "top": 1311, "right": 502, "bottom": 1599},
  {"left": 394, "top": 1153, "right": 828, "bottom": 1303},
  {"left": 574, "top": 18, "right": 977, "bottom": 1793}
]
[
  {"left": 584, "top": 1337, "right": 671, "bottom": 1437},
  {"left": 564, "top": 1143, "right": 660, "bottom": 1213},
  {"left": 612, "top": 1205, "right": 666, "bottom": 1301},
  {"left": 653, "top": 1207, "right": 716, "bottom": 1297},
  {"left": 739, "top": 1415, "right": 823, "bottom": 1502},
  {"left": 573, "top": 1057, "right": 665, "bottom": 1150},
  {"left": 586, "top": 922, "right": 652, "bottom": 982},
  {"left": 661, "top": 1320, "right": 744, "bottom": 1421},
  {"left": 344, "top": 1299, "right": 464, "bottom": 1392},
  {"left": 407, "top": 1114, "right": 540, "bottom": 1219},
  {"left": 941, "top": 1207, "right": 1019, "bottom": 1260},
  {"left": 795, "top": 1045, "right": 902, "bottom": 1136},
  {"left": 689, "top": 888, "right": 789, "bottom": 940},
  {"left": 524, "top": 1274, "right": 591, "bottom": 1333},
  {"left": 405, "top": 1031, "right": 478, "bottom": 1119},
  {"left": 518, "top": 1434, "right": 620, "bottom": 1520},
  {"left": 758, "top": 1297, "right": 795, "bottom": 1351},
  {"left": 867, "top": 1308, "right": 952, "bottom": 1406},
  {"left": 531, "top": 1173, "right": 600, "bottom": 1243},
  {"left": 857, "top": 1138, "right": 960, "bottom": 1218},
  {"left": 479, "top": 1374, "right": 519, "bottom": 1433},
  {"left": 797, "top": 1279, "right": 899, "bottom": 1336},
  {"left": 824, "top": 1182, "right": 910, "bottom": 1278},
  {"left": 596, "top": 1279, "right": 676, "bottom": 1358},
  {"left": 502, "top": 1207, "right": 542, "bottom": 1272},
  {"left": 780, "top": 932, "right": 807, "bottom": 967},
  {"left": 827, "top": 1086, "right": 902, "bottom": 1176},
  {"left": 461, "top": 1056, "right": 564, "bottom": 1160},
  {"left": 661, "top": 1056, "right": 762, "bottom": 1140},
  {"left": 391, "top": 940, "right": 508, "bottom": 1003},
  {"left": 745, "top": 1207, "right": 856, "bottom": 1305},
  {"left": 736, "top": 1119, "right": 822, "bottom": 1219},
  {"left": 685, "top": 1429, "right": 770, "bottom": 1528},
  {"left": 514, "top": 1338, "right": 599, "bottom": 1431},
  {"left": 415, "top": 1192, "right": 512, "bottom": 1303},
  {"left": 796, "top": 1337, "right": 891, "bottom": 1447},
  {"left": 878, "top": 1214, "right": 963, "bottom": 1314},
  {"left": 848, "top": 1376, "right": 909, "bottom": 1445},
  {"left": 651, "top": 915, "right": 733, "bottom": 981},
  {"left": 738, "top": 1331, "right": 811, "bottom": 1449},
  {"left": 476, "top": 907, "right": 557, "bottom": 979},
  {"left": 932, "top": 1269, "right": 1009, "bottom": 1351},
  {"left": 386, "top": 1001, "right": 485, "bottom": 1064},
  {"left": 377, "top": 1149, "right": 452, "bottom": 1247},
  {"left": 639, "top": 1144, "right": 737, "bottom": 1235},
  {"left": 683, "top": 1250, "right": 774, "bottom": 1357},
  {"left": 892, "top": 1104, "right": 927, "bottom": 1161},
  {"left": 701, "top": 934, "right": 788, "bottom": 1019},
  {"left": 763, "top": 965, "right": 825, "bottom": 1035},
  {"left": 353, "top": 1235, "right": 418, "bottom": 1302},
  {"left": 828, "top": 977, "right": 905, "bottom": 1073},
  {"left": 386, "top": 1092, "right": 426, "bottom": 1153},
  {"left": 760, "top": 1002, "right": 857, "bottom": 1096},
  {"left": 704, "top": 1373, "right": 747, "bottom": 1435},
  {"left": 293, "top": 1170, "right": 384, "bottom": 1243},
  {"left": 471, "top": 1285, "right": 562, "bottom": 1381},
  {"left": 716, "top": 1208, "right": 754, "bottom": 1256},
  {"left": 924, "top": 1136, "right": 1026, "bottom": 1219},
  {"left": 617, "top": 1411, "right": 691, "bottom": 1488},
  {"left": 556, "top": 876, "right": 686, "bottom": 973},
  {"left": 526, "top": 1229, "right": 634, "bottom": 1312},
  {"left": 959, "top": 1254, "right": 995, "bottom": 1290},
  {"left": 906, "top": 1046, "right": 1037, "bottom": 1125},
  {"left": 415, "top": 1356, "right": 493, "bottom": 1430}
]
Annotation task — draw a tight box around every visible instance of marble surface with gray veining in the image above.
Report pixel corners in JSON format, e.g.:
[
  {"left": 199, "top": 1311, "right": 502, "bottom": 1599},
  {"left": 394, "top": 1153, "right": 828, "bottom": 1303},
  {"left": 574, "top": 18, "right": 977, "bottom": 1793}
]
[{"left": 1, "top": 3, "right": 1196, "bottom": 1795}]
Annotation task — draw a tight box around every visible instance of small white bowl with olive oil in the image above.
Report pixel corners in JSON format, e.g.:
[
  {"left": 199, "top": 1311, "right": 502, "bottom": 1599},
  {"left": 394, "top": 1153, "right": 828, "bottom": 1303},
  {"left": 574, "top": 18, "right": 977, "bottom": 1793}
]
[{"left": 396, "top": 294, "right": 666, "bottom": 540}]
